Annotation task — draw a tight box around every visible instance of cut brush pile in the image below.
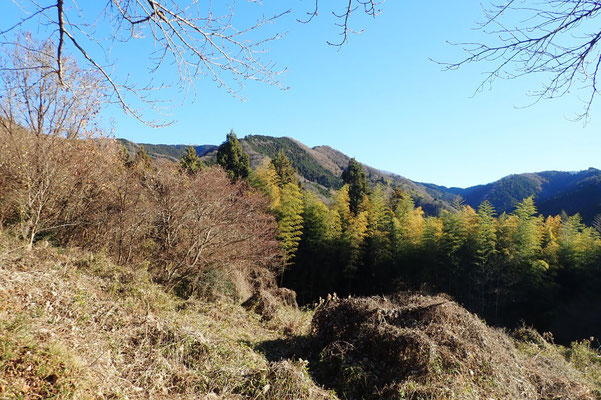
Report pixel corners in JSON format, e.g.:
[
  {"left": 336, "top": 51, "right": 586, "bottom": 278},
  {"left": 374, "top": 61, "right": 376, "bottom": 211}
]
[
  {"left": 1, "top": 231, "right": 600, "bottom": 400},
  {"left": 311, "top": 294, "right": 601, "bottom": 400}
]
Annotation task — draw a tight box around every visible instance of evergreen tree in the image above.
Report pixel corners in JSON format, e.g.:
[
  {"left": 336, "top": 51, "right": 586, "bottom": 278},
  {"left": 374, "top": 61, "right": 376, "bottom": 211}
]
[
  {"left": 180, "top": 146, "right": 203, "bottom": 175},
  {"left": 341, "top": 158, "right": 368, "bottom": 215},
  {"left": 271, "top": 150, "right": 297, "bottom": 187},
  {"left": 134, "top": 145, "right": 152, "bottom": 169},
  {"left": 216, "top": 130, "right": 251, "bottom": 180},
  {"left": 118, "top": 144, "right": 130, "bottom": 166}
]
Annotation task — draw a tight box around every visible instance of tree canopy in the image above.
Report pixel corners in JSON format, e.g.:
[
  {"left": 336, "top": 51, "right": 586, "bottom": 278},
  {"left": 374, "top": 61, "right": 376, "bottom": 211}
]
[
  {"left": 342, "top": 158, "right": 369, "bottom": 215},
  {"left": 216, "top": 131, "right": 251, "bottom": 181}
]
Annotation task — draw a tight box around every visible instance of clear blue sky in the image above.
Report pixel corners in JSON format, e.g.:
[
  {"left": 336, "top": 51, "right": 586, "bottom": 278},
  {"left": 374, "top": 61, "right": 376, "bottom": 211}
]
[{"left": 4, "top": 1, "right": 601, "bottom": 188}]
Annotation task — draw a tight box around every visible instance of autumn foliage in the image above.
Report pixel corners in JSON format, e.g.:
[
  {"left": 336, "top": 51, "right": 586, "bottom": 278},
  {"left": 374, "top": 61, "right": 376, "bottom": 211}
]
[{"left": 0, "top": 126, "right": 281, "bottom": 300}]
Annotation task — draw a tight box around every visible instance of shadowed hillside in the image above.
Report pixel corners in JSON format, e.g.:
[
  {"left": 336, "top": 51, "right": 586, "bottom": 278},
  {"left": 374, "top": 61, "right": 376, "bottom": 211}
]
[{"left": 445, "top": 169, "right": 601, "bottom": 223}]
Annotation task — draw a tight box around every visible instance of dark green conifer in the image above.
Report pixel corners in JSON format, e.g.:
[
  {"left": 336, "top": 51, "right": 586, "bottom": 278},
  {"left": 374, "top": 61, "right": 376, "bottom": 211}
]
[
  {"left": 216, "top": 130, "right": 251, "bottom": 180},
  {"left": 341, "top": 158, "right": 368, "bottom": 215},
  {"left": 180, "top": 146, "right": 203, "bottom": 175},
  {"left": 134, "top": 145, "right": 152, "bottom": 169}
]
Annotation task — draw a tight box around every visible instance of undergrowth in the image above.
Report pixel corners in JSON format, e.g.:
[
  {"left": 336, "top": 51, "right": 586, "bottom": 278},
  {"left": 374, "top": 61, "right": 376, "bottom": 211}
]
[
  {"left": 0, "top": 232, "right": 332, "bottom": 399},
  {"left": 1, "top": 229, "right": 600, "bottom": 399}
]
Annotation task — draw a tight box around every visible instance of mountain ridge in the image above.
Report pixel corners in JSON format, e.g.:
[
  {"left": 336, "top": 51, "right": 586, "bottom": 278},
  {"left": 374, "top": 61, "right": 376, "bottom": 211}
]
[{"left": 118, "top": 136, "right": 601, "bottom": 223}]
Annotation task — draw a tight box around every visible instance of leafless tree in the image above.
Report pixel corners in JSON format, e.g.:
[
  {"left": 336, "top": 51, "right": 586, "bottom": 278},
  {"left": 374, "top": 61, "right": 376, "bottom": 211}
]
[
  {"left": 0, "top": 35, "right": 109, "bottom": 249},
  {"left": 447, "top": 0, "right": 601, "bottom": 121},
  {"left": 299, "top": 0, "right": 383, "bottom": 46},
  {"left": 2, "top": 1, "right": 292, "bottom": 126},
  {"left": 2, "top": 1, "right": 383, "bottom": 126},
  {"left": 0, "top": 33, "right": 104, "bottom": 139},
  {"left": 141, "top": 163, "right": 280, "bottom": 293}
]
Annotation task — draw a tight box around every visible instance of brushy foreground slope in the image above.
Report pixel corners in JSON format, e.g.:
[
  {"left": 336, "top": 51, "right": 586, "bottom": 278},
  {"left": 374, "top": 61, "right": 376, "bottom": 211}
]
[
  {"left": 1, "top": 232, "right": 600, "bottom": 400},
  {"left": 0, "top": 234, "right": 333, "bottom": 400}
]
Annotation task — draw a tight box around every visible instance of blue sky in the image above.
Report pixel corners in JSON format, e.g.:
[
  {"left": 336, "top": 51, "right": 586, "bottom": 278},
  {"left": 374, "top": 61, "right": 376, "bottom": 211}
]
[{"left": 4, "top": 1, "right": 601, "bottom": 188}]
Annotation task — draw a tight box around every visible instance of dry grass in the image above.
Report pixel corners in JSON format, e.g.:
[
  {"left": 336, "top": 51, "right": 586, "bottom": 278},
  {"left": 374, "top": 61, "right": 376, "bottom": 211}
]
[
  {"left": 0, "top": 232, "right": 333, "bottom": 399},
  {"left": 2, "top": 228, "right": 599, "bottom": 400},
  {"left": 310, "top": 294, "right": 601, "bottom": 400}
]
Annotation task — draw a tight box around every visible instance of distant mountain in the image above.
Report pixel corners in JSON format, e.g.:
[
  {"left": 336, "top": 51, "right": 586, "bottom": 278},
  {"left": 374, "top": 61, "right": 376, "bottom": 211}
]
[
  {"left": 118, "top": 135, "right": 601, "bottom": 222},
  {"left": 117, "top": 138, "right": 216, "bottom": 162},
  {"left": 428, "top": 169, "right": 601, "bottom": 223},
  {"left": 238, "top": 135, "right": 456, "bottom": 214}
]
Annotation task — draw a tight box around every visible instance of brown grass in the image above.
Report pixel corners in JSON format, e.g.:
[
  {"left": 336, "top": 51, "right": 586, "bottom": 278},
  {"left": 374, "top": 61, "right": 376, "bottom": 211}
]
[
  {"left": 2, "top": 227, "right": 599, "bottom": 400},
  {"left": 0, "top": 233, "right": 332, "bottom": 399},
  {"left": 311, "top": 294, "right": 600, "bottom": 400}
]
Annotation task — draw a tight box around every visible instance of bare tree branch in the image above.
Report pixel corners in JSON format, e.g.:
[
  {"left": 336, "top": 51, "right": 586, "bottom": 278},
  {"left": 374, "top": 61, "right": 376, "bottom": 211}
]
[
  {"left": 444, "top": 0, "right": 601, "bottom": 121},
  {"left": 2, "top": 1, "right": 294, "bottom": 126},
  {"left": 3, "top": 1, "right": 385, "bottom": 127}
]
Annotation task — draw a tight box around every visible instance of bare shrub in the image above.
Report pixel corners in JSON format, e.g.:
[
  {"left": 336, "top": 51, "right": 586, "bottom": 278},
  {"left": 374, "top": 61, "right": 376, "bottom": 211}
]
[
  {"left": 0, "top": 127, "right": 120, "bottom": 249},
  {"left": 134, "top": 163, "right": 280, "bottom": 297},
  {"left": 0, "top": 35, "right": 109, "bottom": 249}
]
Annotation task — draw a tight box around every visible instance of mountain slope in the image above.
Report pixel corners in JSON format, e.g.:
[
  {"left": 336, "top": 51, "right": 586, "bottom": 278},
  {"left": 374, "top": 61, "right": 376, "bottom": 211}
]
[
  {"left": 118, "top": 135, "right": 601, "bottom": 221},
  {"left": 444, "top": 168, "right": 601, "bottom": 222},
  {"left": 117, "top": 138, "right": 216, "bottom": 162},
  {"left": 192, "top": 135, "right": 455, "bottom": 213}
]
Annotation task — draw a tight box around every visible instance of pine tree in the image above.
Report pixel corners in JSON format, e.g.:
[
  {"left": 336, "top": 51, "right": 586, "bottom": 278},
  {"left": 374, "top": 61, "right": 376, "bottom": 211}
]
[
  {"left": 216, "top": 130, "right": 251, "bottom": 180},
  {"left": 180, "top": 146, "right": 203, "bottom": 175},
  {"left": 341, "top": 158, "right": 368, "bottom": 215}
]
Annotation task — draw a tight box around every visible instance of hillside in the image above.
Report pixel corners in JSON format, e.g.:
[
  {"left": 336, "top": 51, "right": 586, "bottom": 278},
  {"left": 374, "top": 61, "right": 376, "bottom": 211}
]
[
  {"left": 2, "top": 235, "right": 600, "bottom": 399},
  {"left": 444, "top": 168, "right": 601, "bottom": 223},
  {"left": 3, "top": 129, "right": 601, "bottom": 399},
  {"left": 131, "top": 134, "right": 456, "bottom": 214},
  {"left": 119, "top": 134, "right": 601, "bottom": 222},
  {"left": 117, "top": 138, "right": 217, "bottom": 162},
  {"left": 0, "top": 233, "right": 329, "bottom": 400}
]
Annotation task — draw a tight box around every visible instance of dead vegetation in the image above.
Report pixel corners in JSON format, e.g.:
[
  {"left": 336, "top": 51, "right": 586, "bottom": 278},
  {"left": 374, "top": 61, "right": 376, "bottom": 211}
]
[
  {"left": 310, "top": 294, "right": 601, "bottom": 400},
  {"left": 0, "top": 125, "right": 283, "bottom": 305},
  {"left": 1, "top": 127, "right": 600, "bottom": 400},
  {"left": 0, "top": 233, "right": 332, "bottom": 399},
  {"left": 2, "top": 229, "right": 600, "bottom": 400}
]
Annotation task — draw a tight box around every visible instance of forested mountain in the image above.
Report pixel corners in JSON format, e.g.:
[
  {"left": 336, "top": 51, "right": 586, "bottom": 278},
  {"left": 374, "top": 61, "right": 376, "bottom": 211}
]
[
  {"left": 117, "top": 138, "right": 216, "bottom": 162},
  {"left": 440, "top": 169, "right": 601, "bottom": 224},
  {"left": 121, "top": 135, "right": 601, "bottom": 223},
  {"left": 3, "top": 128, "right": 601, "bottom": 399},
  {"left": 130, "top": 134, "right": 456, "bottom": 214}
]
